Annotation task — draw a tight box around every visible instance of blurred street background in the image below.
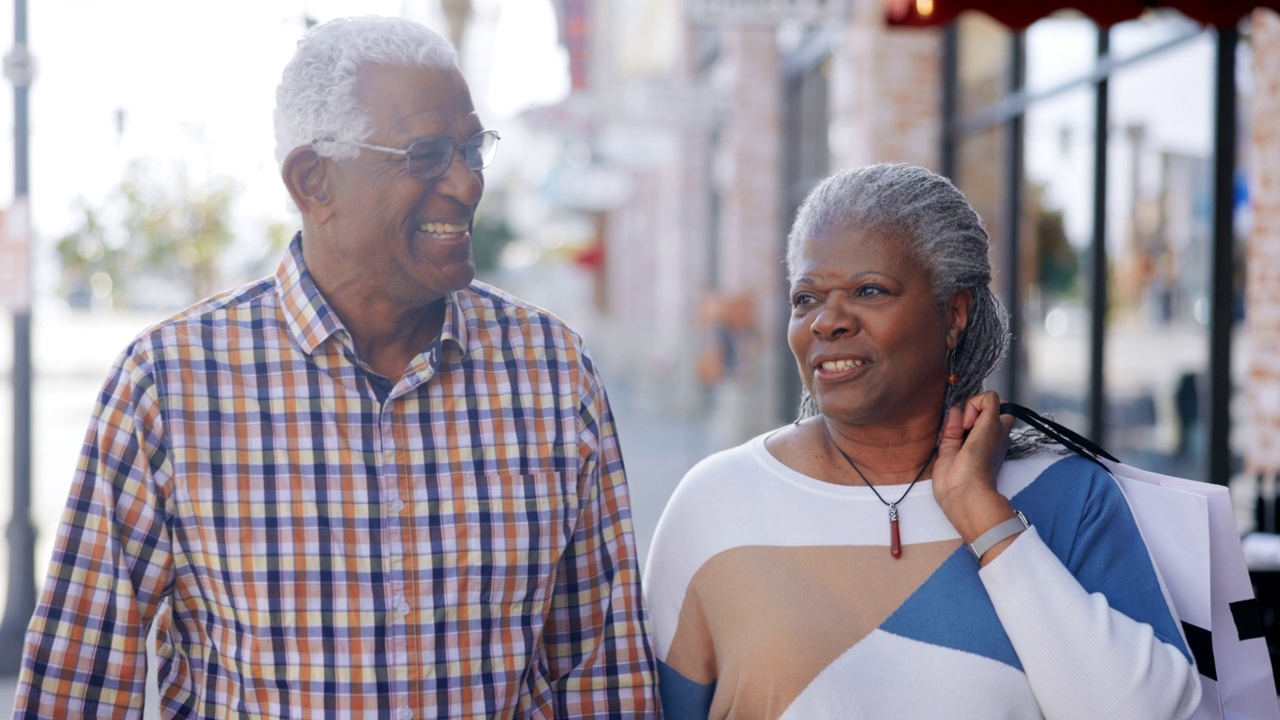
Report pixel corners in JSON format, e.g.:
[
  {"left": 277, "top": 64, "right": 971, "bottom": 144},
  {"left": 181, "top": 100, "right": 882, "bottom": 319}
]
[{"left": 2, "top": 0, "right": 1280, "bottom": 710}]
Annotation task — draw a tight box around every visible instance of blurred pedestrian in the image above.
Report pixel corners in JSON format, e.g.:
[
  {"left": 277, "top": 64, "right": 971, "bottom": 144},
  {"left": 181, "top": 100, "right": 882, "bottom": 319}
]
[
  {"left": 644, "top": 163, "right": 1199, "bottom": 718},
  {"left": 14, "top": 16, "right": 657, "bottom": 718},
  {"left": 1175, "top": 370, "right": 1200, "bottom": 461}
]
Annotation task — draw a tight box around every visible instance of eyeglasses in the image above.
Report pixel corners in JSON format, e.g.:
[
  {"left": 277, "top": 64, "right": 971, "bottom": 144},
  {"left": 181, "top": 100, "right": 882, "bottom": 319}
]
[{"left": 315, "top": 129, "right": 500, "bottom": 180}]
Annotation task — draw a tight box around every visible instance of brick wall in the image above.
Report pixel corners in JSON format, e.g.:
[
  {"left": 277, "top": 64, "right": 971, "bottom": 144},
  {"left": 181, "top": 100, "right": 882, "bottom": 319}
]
[
  {"left": 1246, "top": 9, "right": 1280, "bottom": 474},
  {"left": 829, "top": 0, "right": 942, "bottom": 172}
]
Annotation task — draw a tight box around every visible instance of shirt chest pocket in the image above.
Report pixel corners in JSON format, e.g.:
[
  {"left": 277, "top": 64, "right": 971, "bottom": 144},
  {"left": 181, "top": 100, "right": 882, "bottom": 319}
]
[{"left": 463, "top": 473, "right": 577, "bottom": 615}]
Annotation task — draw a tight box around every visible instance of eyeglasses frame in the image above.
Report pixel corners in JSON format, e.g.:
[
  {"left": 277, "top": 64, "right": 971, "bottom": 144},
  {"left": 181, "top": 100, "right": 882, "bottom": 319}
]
[{"left": 314, "top": 129, "right": 501, "bottom": 180}]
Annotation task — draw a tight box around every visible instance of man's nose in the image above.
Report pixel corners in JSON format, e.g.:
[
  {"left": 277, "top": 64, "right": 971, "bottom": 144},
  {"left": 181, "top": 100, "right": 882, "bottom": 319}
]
[{"left": 435, "top": 148, "right": 484, "bottom": 206}]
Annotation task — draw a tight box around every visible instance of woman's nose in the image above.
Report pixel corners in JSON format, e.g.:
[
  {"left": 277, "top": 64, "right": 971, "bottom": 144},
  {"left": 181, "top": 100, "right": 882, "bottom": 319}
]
[{"left": 810, "top": 298, "right": 856, "bottom": 339}]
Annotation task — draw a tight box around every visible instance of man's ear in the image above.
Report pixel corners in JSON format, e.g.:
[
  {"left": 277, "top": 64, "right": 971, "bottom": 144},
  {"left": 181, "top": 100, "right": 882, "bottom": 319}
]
[
  {"left": 282, "top": 146, "right": 334, "bottom": 224},
  {"left": 947, "top": 288, "right": 973, "bottom": 349}
]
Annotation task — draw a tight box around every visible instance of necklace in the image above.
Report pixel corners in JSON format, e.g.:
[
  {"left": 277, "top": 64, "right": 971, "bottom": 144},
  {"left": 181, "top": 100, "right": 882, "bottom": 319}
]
[{"left": 825, "top": 425, "right": 938, "bottom": 559}]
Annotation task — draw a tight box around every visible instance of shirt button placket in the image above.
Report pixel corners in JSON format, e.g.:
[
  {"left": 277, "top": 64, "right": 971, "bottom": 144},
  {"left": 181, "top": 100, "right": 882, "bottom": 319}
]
[{"left": 378, "top": 407, "right": 411, "bottom": 714}]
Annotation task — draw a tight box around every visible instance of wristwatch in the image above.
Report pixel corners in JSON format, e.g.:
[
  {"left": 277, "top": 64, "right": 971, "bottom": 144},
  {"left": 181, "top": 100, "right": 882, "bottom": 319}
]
[{"left": 969, "top": 511, "right": 1030, "bottom": 562}]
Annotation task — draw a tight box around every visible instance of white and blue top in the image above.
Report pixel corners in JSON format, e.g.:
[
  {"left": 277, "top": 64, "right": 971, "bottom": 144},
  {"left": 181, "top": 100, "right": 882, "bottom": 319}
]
[{"left": 643, "top": 433, "right": 1202, "bottom": 719}]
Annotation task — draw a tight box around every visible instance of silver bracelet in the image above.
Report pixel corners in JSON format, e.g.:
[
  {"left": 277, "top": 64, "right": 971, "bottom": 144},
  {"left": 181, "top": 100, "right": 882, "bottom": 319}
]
[{"left": 969, "top": 511, "right": 1030, "bottom": 562}]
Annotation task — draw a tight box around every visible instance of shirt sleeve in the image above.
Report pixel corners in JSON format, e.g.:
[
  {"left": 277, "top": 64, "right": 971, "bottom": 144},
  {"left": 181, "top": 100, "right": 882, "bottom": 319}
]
[
  {"left": 539, "top": 366, "right": 660, "bottom": 717},
  {"left": 979, "top": 463, "right": 1202, "bottom": 720},
  {"left": 13, "top": 349, "right": 173, "bottom": 719}
]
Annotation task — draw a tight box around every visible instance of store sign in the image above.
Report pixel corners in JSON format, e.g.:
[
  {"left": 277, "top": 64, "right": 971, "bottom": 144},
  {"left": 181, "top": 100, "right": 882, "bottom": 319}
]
[
  {"left": 686, "top": 0, "right": 849, "bottom": 24},
  {"left": 0, "top": 200, "right": 31, "bottom": 312}
]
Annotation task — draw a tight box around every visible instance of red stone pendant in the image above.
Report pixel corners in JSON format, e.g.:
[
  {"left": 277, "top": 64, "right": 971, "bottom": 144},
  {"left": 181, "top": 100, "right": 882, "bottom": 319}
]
[{"left": 889, "top": 504, "right": 902, "bottom": 559}]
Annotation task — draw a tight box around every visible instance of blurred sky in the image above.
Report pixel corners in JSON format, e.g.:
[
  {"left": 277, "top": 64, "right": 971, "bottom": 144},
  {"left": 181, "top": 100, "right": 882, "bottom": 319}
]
[{"left": 0, "top": 0, "right": 568, "bottom": 280}]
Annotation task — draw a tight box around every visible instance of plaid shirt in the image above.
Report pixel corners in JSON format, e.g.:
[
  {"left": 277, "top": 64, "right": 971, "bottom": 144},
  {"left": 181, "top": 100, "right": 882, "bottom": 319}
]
[{"left": 15, "top": 236, "right": 659, "bottom": 719}]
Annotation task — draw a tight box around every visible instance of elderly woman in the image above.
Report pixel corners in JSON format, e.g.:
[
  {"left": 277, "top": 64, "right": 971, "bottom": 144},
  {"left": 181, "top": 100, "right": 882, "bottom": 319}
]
[{"left": 644, "top": 164, "right": 1201, "bottom": 719}]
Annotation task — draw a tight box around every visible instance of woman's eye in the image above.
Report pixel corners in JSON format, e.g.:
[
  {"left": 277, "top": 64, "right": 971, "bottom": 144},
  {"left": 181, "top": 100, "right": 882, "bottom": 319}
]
[
  {"left": 856, "top": 284, "right": 886, "bottom": 298},
  {"left": 791, "top": 293, "right": 816, "bottom": 308}
]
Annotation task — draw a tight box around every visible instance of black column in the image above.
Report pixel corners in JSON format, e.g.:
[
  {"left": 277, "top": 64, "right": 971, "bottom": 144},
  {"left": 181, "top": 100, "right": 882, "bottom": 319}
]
[
  {"left": 0, "top": 0, "right": 36, "bottom": 677},
  {"left": 1003, "top": 31, "right": 1025, "bottom": 404},
  {"left": 1208, "top": 26, "right": 1238, "bottom": 486},
  {"left": 940, "top": 23, "right": 958, "bottom": 182},
  {"left": 1087, "top": 27, "right": 1110, "bottom": 446}
]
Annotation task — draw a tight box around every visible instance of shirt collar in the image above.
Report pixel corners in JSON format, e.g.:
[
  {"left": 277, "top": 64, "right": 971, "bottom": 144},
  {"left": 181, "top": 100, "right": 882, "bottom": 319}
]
[
  {"left": 275, "top": 232, "right": 348, "bottom": 355},
  {"left": 275, "top": 231, "right": 470, "bottom": 362},
  {"left": 438, "top": 291, "right": 468, "bottom": 364}
]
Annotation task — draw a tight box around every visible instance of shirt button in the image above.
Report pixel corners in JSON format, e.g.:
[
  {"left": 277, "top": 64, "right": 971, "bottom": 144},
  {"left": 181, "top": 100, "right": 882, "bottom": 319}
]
[
  {"left": 392, "top": 498, "right": 405, "bottom": 512},
  {"left": 396, "top": 600, "right": 411, "bottom": 617},
  {"left": 397, "top": 707, "right": 414, "bottom": 720}
]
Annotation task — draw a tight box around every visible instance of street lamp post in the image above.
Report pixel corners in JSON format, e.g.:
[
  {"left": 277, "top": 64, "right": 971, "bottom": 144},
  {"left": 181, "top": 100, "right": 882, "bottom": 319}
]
[{"left": 0, "top": 0, "right": 37, "bottom": 677}]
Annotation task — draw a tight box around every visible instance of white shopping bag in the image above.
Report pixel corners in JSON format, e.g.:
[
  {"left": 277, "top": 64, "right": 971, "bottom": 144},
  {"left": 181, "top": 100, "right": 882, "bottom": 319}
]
[
  {"left": 1004, "top": 403, "right": 1279, "bottom": 719},
  {"left": 1107, "top": 460, "right": 1277, "bottom": 720}
]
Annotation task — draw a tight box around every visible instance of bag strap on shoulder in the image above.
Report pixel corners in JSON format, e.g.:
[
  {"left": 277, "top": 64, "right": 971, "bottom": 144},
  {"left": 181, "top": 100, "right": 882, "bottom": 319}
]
[{"left": 999, "top": 401, "right": 1120, "bottom": 470}]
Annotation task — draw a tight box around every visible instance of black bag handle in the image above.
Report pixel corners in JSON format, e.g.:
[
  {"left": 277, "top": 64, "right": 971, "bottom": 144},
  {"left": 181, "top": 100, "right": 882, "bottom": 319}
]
[{"left": 999, "top": 401, "right": 1120, "bottom": 470}]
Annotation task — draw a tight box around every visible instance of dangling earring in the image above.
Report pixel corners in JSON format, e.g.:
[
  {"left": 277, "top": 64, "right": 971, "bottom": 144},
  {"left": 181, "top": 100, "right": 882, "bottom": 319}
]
[{"left": 946, "top": 347, "right": 959, "bottom": 386}]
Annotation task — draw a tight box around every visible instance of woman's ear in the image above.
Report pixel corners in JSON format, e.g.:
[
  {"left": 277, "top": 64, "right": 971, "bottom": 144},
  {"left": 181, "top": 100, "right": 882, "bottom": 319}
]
[
  {"left": 947, "top": 288, "right": 973, "bottom": 349},
  {"left": 282, "top": 146, "right": 334, "bottom": 225}
]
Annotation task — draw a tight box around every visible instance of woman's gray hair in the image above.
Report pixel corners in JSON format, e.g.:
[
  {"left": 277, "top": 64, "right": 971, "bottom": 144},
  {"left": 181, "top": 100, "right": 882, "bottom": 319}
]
[
  {"left": 273, "top": 16, "right": 458, "bottom": 169},
  {"left": 787, "top": 164, "right": 1048, "bottom": 456}
]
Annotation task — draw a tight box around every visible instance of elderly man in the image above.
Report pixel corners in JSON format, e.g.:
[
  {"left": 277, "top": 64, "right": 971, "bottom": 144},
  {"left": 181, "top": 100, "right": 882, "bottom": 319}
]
[{"left": 14, "top": 16, "right": 658, "bottom": 719}]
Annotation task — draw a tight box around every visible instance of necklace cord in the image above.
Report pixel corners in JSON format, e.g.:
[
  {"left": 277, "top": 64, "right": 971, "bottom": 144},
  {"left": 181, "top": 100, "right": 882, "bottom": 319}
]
[{"left": 825, "top": 425, "right": 938, "bottom": 507}]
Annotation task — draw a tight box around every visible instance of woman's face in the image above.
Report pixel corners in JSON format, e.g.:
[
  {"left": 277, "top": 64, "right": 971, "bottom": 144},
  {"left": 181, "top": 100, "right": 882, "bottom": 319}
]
[{"left": 787, "top": 227, "right": 968, "bottom": 429}]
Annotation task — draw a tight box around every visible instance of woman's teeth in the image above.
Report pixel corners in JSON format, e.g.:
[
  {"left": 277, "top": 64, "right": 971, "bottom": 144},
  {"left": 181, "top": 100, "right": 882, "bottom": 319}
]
[{"left": 821, "top": 359, "right": 864, "bottom": 371}]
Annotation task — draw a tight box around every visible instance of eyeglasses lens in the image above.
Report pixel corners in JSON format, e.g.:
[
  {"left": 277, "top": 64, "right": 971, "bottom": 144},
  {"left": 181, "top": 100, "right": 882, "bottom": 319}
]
[{"left": 406, "top": 132, "right": 499, "bottom": 180}]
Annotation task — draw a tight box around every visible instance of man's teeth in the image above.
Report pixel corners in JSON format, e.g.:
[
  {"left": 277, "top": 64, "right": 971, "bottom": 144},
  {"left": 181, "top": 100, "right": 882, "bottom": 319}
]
[
  {"left": 419, "top": 222, "right": 468, "bottom": 235},
  {"left": 821, "top": 359, "right": 864, "bottom": 372}
]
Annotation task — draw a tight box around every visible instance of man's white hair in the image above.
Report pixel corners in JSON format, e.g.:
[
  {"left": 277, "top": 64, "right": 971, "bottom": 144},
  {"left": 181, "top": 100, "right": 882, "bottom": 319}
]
[{"left": 273, "top": 15, "right": 459, "bottom": 169}]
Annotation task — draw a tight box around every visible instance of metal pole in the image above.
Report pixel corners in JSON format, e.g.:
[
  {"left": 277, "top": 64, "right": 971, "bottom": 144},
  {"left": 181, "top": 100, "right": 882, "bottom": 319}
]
[
  {"left": 1088, "top": 27, "right": 1110, "bottom": 446},
  {"left": 940, "top": 23, "right": 958, "bottom": 182},
  {"left": 1003, "top": 31, "right": 1025, "bottom": 404},
  {"left": 1208, "top": 26, "right": 1237, "bottom": 486},
  {"left": 0, "top": 0, "right": 36, "bottom": 677}
]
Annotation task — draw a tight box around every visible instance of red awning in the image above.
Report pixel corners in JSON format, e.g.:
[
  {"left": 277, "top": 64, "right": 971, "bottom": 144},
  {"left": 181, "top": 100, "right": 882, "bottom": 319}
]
[{"left": 883, "top": 0, "right": 1280, "bottom": 28}]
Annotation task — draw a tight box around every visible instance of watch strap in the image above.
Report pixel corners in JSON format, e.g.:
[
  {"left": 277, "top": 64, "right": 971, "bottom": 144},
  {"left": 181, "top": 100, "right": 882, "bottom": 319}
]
[{"left": 969, "top": 511, "right": 1029, "bottom": 561}]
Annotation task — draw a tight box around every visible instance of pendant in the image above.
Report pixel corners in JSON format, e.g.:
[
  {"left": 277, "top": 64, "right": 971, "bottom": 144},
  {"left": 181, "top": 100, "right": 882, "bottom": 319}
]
[{"left": 888, "top": 503, "right": 902, "bottom": 559}]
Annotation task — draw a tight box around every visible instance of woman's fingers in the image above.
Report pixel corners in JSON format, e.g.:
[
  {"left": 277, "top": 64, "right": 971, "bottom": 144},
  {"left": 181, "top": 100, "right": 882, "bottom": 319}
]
[
  {"left": 935, "top": 391, "right": 1017, "bottom": 541},
  {"left": 935, "top": 391, "right": 1011, "bottom": 493}
]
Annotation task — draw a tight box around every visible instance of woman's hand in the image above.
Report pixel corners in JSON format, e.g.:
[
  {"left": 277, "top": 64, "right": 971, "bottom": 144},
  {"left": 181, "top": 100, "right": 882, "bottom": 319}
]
[{"left": 933, "top": 391, "right": 1020, "bottom": 564}]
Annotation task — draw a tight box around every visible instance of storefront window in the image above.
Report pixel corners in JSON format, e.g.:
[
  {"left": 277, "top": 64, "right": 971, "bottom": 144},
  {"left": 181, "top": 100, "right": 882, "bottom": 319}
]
[
  {"left": 956, "top": 11, "right": 1222, "bottom": 474},
  {"left": 1022, "top": 82, "right": 1096, "bottom": 432},
  {"left": 1025, "top": 15, "right": 1095, "bottom": 93},
  {"left": 1019, "top": 17, "right": 1101, "bottom": 433},
  {"left": 1103, "top": 29, "right": 1214, "bottom": 471}
]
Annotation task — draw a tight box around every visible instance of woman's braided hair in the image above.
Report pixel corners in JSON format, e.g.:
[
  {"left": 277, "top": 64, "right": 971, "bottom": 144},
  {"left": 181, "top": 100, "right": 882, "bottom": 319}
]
[{"left": 786, "top": 163, "right": 1048, "bottom": 457}]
